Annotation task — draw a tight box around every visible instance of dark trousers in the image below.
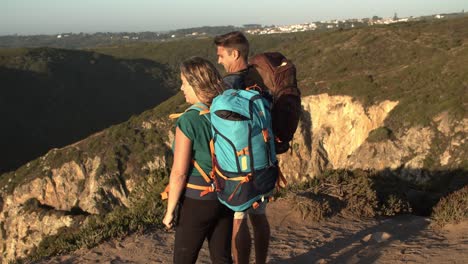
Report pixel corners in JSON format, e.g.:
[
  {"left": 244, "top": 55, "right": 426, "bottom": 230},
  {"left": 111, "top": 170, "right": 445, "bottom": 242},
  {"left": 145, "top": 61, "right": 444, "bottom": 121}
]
[{"left": 174, "top": 197, "right": 234, "bottom": 264}]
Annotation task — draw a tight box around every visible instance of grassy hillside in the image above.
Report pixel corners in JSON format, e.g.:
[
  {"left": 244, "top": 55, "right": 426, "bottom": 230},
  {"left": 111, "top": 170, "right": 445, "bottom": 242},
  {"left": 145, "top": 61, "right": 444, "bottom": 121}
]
[
  {"left": 287, "top": 19, "right": 467, "bottom": 128},
  {"left": 93, "top": 17, "right": 467, "bottom": 171},
  {"left": 0, "top": 47, "right": 178, "bottom": 173},
  {"left": 0, "top": 88, "right": 187, "bottom": 193},
  {"left": 95, "top": 16, "right": 468, "bottom": 135},
  {"left": 2, "top": 16, "right": 466, "bottom": 185},
  {"left": 0, "top": 91, "right": 188, "bottom": 263},
  {"left": 2, "top": 18, "right": 467, "bottom": 262}
]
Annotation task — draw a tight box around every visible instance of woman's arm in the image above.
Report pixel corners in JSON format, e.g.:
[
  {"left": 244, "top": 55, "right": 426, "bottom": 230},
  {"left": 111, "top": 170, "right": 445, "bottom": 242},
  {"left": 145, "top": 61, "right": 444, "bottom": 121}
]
[{"left": 163, "top": 127, "right": 192, "bottom": 229}]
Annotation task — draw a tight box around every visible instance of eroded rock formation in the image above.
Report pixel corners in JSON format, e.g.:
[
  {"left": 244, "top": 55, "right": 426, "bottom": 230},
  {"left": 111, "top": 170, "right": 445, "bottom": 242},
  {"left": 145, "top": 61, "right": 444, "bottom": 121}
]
[{"left": 1, "top": 94, "right": 466, "bottom": 263}]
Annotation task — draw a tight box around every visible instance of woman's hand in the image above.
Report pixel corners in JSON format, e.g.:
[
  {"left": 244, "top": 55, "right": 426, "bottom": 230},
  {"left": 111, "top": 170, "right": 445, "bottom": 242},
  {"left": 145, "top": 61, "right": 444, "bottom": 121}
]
[{"left": 163, "top": 211, "right": 174, "bottom": 229}]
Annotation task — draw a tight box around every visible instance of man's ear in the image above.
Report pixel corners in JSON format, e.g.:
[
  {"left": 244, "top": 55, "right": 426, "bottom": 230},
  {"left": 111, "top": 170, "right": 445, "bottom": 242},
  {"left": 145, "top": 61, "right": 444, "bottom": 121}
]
[{"left": 232, "top": 49, "right": 240, "bottom": 60}]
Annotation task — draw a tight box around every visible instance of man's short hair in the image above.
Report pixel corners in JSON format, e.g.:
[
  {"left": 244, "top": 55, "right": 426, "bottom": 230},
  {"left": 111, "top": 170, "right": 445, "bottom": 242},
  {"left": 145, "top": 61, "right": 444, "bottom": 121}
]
[{"left": 214, "top": 31, "right": 249, "bottom": 60}]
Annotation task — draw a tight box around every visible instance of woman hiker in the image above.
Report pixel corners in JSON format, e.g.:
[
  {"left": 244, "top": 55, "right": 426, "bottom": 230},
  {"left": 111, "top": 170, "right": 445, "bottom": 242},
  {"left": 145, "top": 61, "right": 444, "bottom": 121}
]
[{"left": 162, "top": 57, "right": 233, "bottom": 264}]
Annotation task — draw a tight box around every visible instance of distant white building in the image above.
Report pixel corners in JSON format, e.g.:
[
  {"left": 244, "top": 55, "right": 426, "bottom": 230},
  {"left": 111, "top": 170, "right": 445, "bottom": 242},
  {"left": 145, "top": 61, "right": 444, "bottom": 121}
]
[
  {"left": 246, "top": 14, "right": 413, "bottom": 36},
  {"left": 57, "top": 34, "right": 62, "bottom": 39}
]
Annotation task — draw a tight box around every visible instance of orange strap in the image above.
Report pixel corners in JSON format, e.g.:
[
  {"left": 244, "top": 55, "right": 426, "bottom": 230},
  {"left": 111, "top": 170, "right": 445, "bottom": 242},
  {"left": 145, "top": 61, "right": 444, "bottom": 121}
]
[
  {"left": 186, "top": 183, "right": 215, "bottom": 197},
  {"left": 262, "top": 129, "right": 269, "bottom": 142},
  {"left": 210, "top": 139, "right": 215, "bottom": 156},
  {"left": 245, "top": 84, "right": 262, "bottom": 92},
  {"left": 160, "top": 184, "right": 170, "bottom": 200},
  {"left": 252, "top": 196, "right": 274, "bottom": 210},
  {"left": 193, "top": 160, "right": 212, "bottom": 184},
  {"left": 191, "top": 159, "right": 215, "bottom": 197},
  {"left": 169, "top": 103, "right": 210, "bottom": 120},
  {"left": 194, "top": 102, "right": 210, "bottom": 114},
  {"left": 214, "top": 166, "right": 228, "bottom": 180},
  {"left": 169, "top": 112, "right": 184, "bottom": 119},
  {"left": 199, "top": 109, "right": 210, "bottom": 115},
  {"left": 164, "top": 104, "right": 213, "bottom": 199},
  {"left": 227, "top": 174, "right": 252, "bottom": 201},
  {"left": 161, "top": 181, "right": 216, "bottom": 200},
  {"left": 236, "top": 147, "right": 250, "bottom": 156},
  {"left": 161, "top": 159, "right": 215, "bottom": 200},
  {"left": 214, "top": 166, "right": 251, "bottom": 181},
  {"left": 186, "top": 183, "right": 210, "bottom": 191}
]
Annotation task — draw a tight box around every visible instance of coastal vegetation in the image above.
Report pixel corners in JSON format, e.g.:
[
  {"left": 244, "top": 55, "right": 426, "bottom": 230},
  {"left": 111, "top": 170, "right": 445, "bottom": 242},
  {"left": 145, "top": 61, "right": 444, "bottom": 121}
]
[{"left": 1, "top": 16, "right": 466, "bottom": 263}]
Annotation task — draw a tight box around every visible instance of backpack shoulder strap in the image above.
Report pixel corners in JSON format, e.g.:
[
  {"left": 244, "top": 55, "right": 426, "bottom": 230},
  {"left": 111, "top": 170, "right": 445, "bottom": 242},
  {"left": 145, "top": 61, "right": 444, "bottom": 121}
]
[
  {"left": 169, "top": 102, "right": 210, "bottom": 120},
  {"left": 161, "top": 102, "right": 215, "bottom": 200}
]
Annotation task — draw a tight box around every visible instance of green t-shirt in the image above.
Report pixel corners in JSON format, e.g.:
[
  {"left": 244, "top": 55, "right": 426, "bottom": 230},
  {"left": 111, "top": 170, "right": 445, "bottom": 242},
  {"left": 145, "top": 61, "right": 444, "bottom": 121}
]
[{"left": 175, "top": 109, "right": 216, "bottom": 200}]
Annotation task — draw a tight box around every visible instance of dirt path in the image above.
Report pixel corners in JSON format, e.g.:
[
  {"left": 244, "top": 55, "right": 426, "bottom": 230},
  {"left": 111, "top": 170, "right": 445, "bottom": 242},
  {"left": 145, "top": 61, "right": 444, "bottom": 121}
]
[{"left": 38, "top": 199, "right": 468, "bottom": 264}]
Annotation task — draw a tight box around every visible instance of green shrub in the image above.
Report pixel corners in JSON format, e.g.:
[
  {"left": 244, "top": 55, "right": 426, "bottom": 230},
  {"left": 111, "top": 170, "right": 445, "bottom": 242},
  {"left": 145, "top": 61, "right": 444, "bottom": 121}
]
[
  {"left": 381, "top": 194, "right": 411, "bottom": 216},
  {"left": 431, "top": 186, "right": 468, "bottom": 228},
  {"left": 284, "top": 193, "right": 332, "bottom": 222},
  {"left": 367, "top": 127, "right": 394, "bottom": 143},
  {"left": 281, "top": 169, "right": 413, "bottom": 220}
]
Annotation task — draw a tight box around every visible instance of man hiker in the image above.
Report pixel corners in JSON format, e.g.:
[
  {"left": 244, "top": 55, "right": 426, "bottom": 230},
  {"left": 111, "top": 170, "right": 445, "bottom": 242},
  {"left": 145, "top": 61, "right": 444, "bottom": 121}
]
[{"left": 214, "top": 31, "right": 271, "bottom": 264}]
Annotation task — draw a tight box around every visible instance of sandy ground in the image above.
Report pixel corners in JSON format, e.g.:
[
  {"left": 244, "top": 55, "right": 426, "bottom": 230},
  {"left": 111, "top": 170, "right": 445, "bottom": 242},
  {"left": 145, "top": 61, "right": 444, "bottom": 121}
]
[{"left": 38, "top": 199, "right": 468, "bottom": 264}]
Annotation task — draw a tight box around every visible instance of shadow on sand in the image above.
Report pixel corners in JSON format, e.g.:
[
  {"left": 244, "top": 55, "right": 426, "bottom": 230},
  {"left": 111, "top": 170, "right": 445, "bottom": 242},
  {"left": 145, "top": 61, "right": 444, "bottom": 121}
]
[{"left": 273, "top": 167, "right": 467, "bottom": 264}]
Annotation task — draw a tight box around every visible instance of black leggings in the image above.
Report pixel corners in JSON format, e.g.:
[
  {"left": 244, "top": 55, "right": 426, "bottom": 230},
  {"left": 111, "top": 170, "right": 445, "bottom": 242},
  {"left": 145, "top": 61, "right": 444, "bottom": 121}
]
[{"left": 174, "top": 197, "right": 234, "bottom": 264}]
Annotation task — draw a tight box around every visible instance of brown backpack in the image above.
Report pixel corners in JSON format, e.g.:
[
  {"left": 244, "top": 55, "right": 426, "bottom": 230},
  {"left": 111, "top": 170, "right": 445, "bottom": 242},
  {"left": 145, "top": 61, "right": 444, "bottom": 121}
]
[{"left": 248, "top": 52, "right": 302, "bottom": 154}]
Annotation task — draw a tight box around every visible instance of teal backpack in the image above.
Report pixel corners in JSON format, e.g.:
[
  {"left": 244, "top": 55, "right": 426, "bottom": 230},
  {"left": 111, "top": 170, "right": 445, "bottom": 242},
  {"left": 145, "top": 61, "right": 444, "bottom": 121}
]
[
  {"left": 210, "top": 88, "right": 279, "bottom": 212},
  {"left": 163, "top": 90, "right": 285, "bottom": 212}
]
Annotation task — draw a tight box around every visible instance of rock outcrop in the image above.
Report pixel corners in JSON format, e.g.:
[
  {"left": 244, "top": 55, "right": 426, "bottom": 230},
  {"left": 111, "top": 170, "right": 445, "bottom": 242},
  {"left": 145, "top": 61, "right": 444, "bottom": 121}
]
[
  {"left": 278, "top": 94, "right": 466, "bottom": 183},
  {"left": 0, "top": 156, "right": 136, "bottom": 262},
  {"left": 1, "top": 94, "right": 466, "bottom": 263},
  {"left": 278, "top": 94, "right": 399, "bottom": 181}
]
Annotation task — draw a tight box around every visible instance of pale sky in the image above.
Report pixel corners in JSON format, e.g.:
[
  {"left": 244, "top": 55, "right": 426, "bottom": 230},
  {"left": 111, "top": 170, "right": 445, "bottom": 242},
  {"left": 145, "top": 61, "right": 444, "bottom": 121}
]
[{"left": 0, "top": 0, "right": 466, "bottom": 35}]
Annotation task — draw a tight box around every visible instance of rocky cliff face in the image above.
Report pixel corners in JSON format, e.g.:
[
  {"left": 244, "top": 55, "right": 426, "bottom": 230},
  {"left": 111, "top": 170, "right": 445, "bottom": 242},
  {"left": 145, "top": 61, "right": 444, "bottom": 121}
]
[
  {"left": 1, "top": 94, "right": 466, "bottom": 263},
  {"left": 278, "top": 94, "right": 399, "bottom": 180},
  {"left": 0, "top": 155, "right": 167, "bottom": 263},
  {"left": 278, "top": 94, "right": 466, "bottom": 183}
]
